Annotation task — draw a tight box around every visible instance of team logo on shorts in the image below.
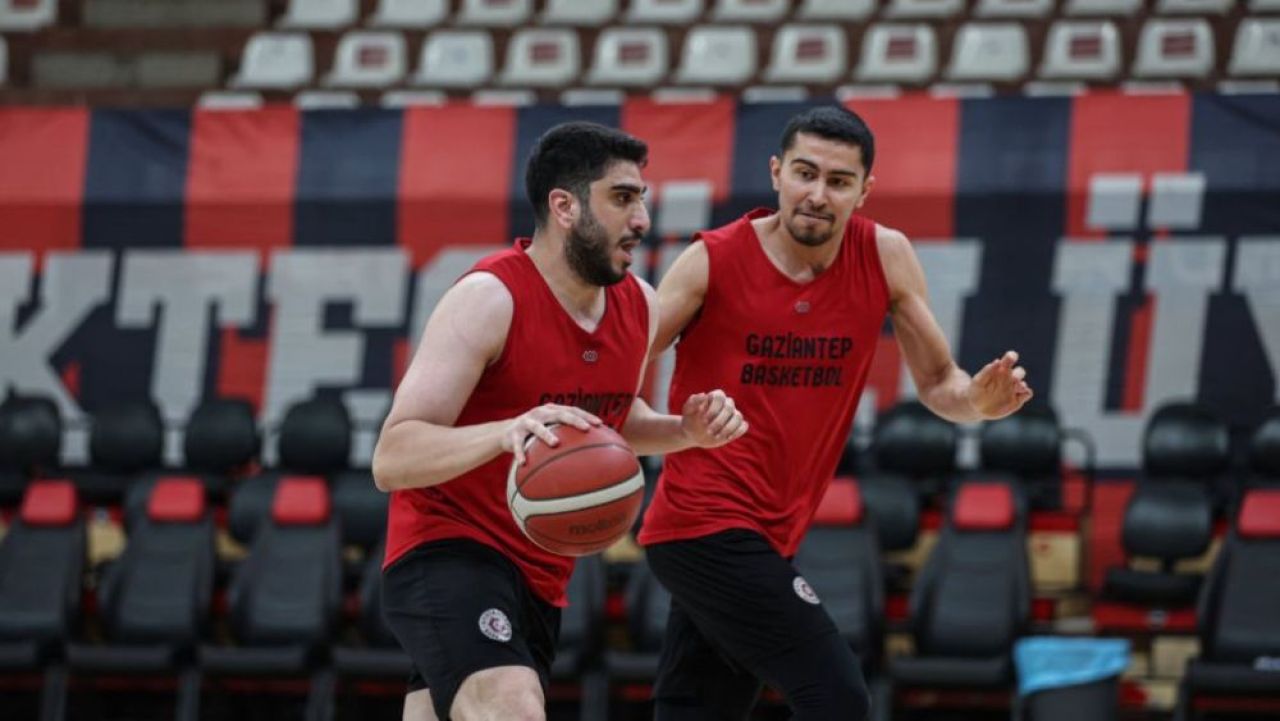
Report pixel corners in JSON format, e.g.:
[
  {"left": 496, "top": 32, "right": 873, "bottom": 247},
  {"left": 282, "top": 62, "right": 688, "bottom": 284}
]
[
  {"left": 793, "top": 576, "right": 820, "bottom": 605},
  {"left": 478, "top": 609, "right": 513, "bottom": 642}
]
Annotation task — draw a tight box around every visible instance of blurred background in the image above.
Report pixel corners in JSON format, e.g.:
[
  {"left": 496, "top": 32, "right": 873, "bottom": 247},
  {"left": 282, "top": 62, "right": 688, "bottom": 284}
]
[{"left": 0, "top": 0, "right": 1278, "bottom": 720}]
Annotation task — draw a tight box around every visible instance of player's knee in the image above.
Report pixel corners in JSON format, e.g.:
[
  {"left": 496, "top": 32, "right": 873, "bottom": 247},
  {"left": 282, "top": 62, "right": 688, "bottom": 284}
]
[{"left": 452, "top": 668, "right": 545, "bottom": 721}]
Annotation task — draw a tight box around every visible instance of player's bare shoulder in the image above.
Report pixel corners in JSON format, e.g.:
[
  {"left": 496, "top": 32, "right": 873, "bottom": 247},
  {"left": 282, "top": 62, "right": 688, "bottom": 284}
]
[
  {"left": 874, "top": 224, "right": 925, "bottom": 304},
  {"left": 430, "top": 271, "right": 514, "bottom": 365}
]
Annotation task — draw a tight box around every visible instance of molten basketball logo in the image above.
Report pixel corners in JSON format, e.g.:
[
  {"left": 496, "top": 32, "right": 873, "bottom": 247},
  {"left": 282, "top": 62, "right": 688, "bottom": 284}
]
[
  {"left": 478, "top": 609, "right": 513, "bottom": 642},
  {"left": 793, "top": 576, "right": 820, "bottom": 605}
]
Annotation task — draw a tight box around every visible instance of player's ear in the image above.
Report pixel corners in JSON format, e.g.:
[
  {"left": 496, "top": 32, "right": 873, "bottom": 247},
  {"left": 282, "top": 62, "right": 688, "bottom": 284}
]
[
  {"left": 548, "top": 188, "right": 578, "bottom": 229},
  {"left": 856, "top": 175, "right": 875, "bottom": 209},
  {"left": 769, "top": 155, "right": 782, "bottom": 193}
]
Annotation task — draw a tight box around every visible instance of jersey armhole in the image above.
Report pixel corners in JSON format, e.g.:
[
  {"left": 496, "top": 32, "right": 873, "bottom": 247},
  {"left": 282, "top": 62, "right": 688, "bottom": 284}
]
[
  {"left": 457, "top": 268, "right": 516, "bottom": 375},
  {"left": 863, "top": 221, "right": 892, "bottom": 311}
]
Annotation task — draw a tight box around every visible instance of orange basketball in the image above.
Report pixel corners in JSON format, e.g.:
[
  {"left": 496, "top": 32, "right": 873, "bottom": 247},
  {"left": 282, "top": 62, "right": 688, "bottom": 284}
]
[{"left": 507, "top": 424, "right": 645, "bottom": 557}]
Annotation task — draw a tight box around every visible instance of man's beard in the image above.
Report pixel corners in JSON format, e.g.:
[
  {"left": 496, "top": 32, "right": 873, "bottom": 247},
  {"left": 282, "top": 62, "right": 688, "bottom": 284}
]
[
  {"left": 786, "top": 208, "right": 838, "bottom": 247},
  {"left": 565, "top": 206, "right": 633, "bottom": 286}
]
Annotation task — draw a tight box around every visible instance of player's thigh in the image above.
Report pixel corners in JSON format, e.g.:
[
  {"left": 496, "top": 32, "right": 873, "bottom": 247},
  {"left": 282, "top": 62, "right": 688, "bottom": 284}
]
[{"left": 450, "top": 665, "right": 546, "bottom": 721}]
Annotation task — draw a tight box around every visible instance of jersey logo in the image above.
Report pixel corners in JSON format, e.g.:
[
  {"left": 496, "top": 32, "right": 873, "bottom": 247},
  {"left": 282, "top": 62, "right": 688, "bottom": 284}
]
[
  {"left": 582, "top": 349, "right": 599, "bottom": 363},
  {"left": 794, "top": 301, "right": 811, "bottom": 314},
  {"left": 793, "top": 576, "right": 820, "bottom": 605},
  {"left": 478, "top": 608, "right": 513, "bottom": 642}
]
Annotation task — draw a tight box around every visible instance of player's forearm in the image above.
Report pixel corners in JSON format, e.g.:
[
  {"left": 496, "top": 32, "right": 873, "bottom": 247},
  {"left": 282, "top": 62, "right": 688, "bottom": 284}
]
[
  {"left": 621, "top": 398, "right": 696, "bottom": 456},
  {"left": 372, "top": 419, "right": 508, "bottom": 492},
  {"left": 915, "top": 365, "right": 985, "bottom": 424}
]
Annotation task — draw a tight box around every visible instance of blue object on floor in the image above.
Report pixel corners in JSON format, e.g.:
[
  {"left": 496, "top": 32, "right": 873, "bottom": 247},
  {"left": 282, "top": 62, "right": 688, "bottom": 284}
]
[{"left": 1015, "top": 637, "right": 1130, "bottom": 697}]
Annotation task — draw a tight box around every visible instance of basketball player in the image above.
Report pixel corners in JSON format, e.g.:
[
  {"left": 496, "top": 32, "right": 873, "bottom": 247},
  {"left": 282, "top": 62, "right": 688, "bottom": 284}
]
[
  {"left": 638, "top": 106, "right": 1034, "bottom": 721},
  {"left": 372, "top": 122, "right": 747, "bottom": 721}
]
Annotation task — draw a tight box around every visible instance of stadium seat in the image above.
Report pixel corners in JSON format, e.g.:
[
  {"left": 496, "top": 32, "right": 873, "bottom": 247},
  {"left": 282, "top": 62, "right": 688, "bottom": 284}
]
[
  {"left": 0, "top": 0, "right": 56, "bottom": 31},
  {"left": 973, "top": 0, "right": 1053, "bottom": 19},
  {"left": 296, "top": 90, "right": 363, "bottom": 108},
  {"left": 674, "top": 25, "right": 756, "bottom": 85},
  {"left": 795, "top": 479, "right": 885, "bottom": 668},
  {"left": 230, "top": 32, "right": 314, "bottom": 89},
  {"left": 1229, "top": 18, "right": 1280, "bottom": 78},
  {"left": 890, "top": 482, "right": 1031, "bottom": 690},
  {"left": 1039, "top": 21, "right": 1121, "bottom": 80},
  {"left": 1155, "top": 0, "right": 1232, "bottom": 13},
  {"left": 197, "top": 91, "right": 264, "bottom": 109},
  {"left": 368, "top": 0, "right": 447, "bottom": 28},
  {"left": 626, "top": 0, "right": 704, "bottom": 24},
  {"left": 1133, "top": 19, "right": 1214, "bottom": 79},
  {"left": 77, "top": 399, "right": 165, "bottom": 505},
  {"left": 326, "top": 31, "right": 406, "bottom": 87},
  {"left": 1179, "top": 489, "right": 1280, "bottom": 713},
  {"left": 499, "top": 28, "right": 581, "bottom": 87},
  {"left": 1064, "top": 0, "right": 1142, "bottom": 16},
  {"left": 0, "top": 394, "right": 61, "bottom": 506},
  {"left": 125, "top": 398, "right": 256, "bottom": 513},
  {"left": 380, "top": 89, "right": 446, "bottom": 106},
  {"left": 0, "top": 480, "right": 85, "bottom": 718},
  {"left": 978, "top": 405, "right": 1065, "bottom": 511},
  {"left": 455, "top": 0, "right": 531, "bottom": 26},
  {"left": 855, "top": 23, "right": 938, "bottom": 84},
  {"left": 200, "top": 477, "right": 342, "bottom": 717},
  {"left": 412, "top": 30, "right": 493, "bottom": 87},
  {"left": 1251, "top": 0, "right": 1280, "bottom": 9},
  {"left": 551, "top": 556, "right": 609, "bottom": 721},
  {"left": 65, "top": 478, "right": 213, "bottom": 717},
  {"left": 278, "top": 0, "right": 356, "bottom": 29},
  {"left": 586, "top": 27, "right": 668, "bottom": 86},
  {"left": 711, "top": 0, "right": 788, "bottom": 22},
  {"left": 884, "top": 0, "right": 965, "bottom": 19},
  {"left": 561, "top": 87, "right": 626, "bottom": 105},
  {"left": 540, "top": 0, "right": 617, "bottom": 25},
  {"left": 797, "top": 0, "right": 875, "bottom": 19},
  {"left": 604, "top": 560, "right": 671, "bottom": 687},
  {"left": 1103, "top": 403, "right": 1228, "bottom": 609},
  {"left": 946, "top": 22, "right": 1030, "bottom": 82},
  {"left": 1247, "top": 409, "right": 1280, "bottom": 489},
  {"left": 764, "top": 24, "right": 847, "bottom": 83}
]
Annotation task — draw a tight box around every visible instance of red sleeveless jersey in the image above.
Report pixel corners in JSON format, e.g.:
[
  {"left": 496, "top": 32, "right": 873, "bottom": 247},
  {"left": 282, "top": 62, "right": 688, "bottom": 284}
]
[
  {"left": 639, "top": 209, "right": 890, "bottom": 557},
  {"left": 384, "top": 241, "right": 649, "bottom": 606}
]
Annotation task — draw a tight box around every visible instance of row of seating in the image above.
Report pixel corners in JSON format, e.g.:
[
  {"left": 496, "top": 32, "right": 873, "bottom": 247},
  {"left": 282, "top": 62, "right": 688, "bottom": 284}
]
[
  {"left": 6, "top": 0, "right": 1280, "bottom": 32},
  {"left": 201, "top": 18, "right": 1280, "bottom": 92}
]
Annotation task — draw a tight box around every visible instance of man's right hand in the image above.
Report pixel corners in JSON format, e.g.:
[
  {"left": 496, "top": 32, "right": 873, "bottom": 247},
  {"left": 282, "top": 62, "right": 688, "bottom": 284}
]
[{"left": 502, "top": 404, "right": 603, "bottom": 465}]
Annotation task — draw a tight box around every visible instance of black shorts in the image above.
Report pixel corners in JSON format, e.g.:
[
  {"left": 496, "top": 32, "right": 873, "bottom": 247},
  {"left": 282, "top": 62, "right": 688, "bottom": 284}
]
[
  {"left": 647, "top": 529, "right": 859, "bottom": 718},
  {"left": 380, "top": 539, "right": 561, "bottom": 720}
]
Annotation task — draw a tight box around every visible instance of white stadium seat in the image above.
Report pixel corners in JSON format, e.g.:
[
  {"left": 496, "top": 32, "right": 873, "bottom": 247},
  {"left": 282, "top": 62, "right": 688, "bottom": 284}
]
[
  {"left": 295, "top": 90, "right": 361, "bottom": 109},
  {"left": 326, "top": 31, "right": 406, "bottom": 87},
  {"left": 1064, "top": 0, "right": 1142, "bottom": 16},
  {"left": 587, "top": 27, "right": 669, "bottom": 86},
  {"left": 884, "top": 0, "right": 964, "bottom": 19},
  {"left": 797, "top": 0, "right": 876, "bottom": 20},
  {"left": 231, "top": 32, "right": 314, "bottom": 89},
  {"left": 369, "top": 0, "right": 447, "bottom": 28},
  {"left": 0, "top": 0, "right": 56, "bottom": 31},
  {"left": 1133, "top": 19, "right": 1214, "bottom": 78},
  {"left": 380, "top": 89, "right": 446, "bottom": 106},
  {"left": 973, "top": 0, "right": 1053, "bottom": 19},
  {"left": 855, "top": 23, "right": 938, "bottom": 83},
  {"left": 198, "top": 91, "right": 264, "bottom": 109},
  {"left": 712, "top": 0, "right": 788, "bottom": 23},
  {"left": 540, "top": 0, "right": 618, "bottom": 26},
  {"left": 1251, "top": 0, "right": 1280, "bottom": 10},
  {"left": 413, "top": 30, "right": 493, "bottom": 87},
  {"left": 500, "top": 28, "right": 580, "bottom": 87},
  {"left": 1155, "top": 0, "right": 1233, "bottom": 14},
  {"left": 456, "top": 0, "right": 531, "bottom": 27},
  {"left": 764, "top": 25, "right": 847, "bottom": 83},
  {"left": 675, "top": 25, "right": 756, "bottom": 84},
  {"left": 279, "top": 0, "right": 357, "bottom": 29},
  {"left": 627, "top": 0, "right": 704, "bottom": 24},
  {"left": 1039, "top": 21, "right": 1121, "bottom": 80},
  {"left": 946, "top": 23, "right": 1029, "bottom": 82},
  {"left": 1229, "top": 18, "right": 1280, "bottom": 77}
]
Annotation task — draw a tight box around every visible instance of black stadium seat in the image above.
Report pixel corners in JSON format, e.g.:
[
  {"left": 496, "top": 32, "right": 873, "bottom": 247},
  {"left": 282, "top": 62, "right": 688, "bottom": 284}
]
[
  {"left": 1246, "top": 408, "right": 1280, "bottom": 490},
  {"left": 200, "top": 476, "right": 342, "bottom": 719},
  {"left": 979, "top": 405, "right": 1066, "bottom": 510},
  {"left": 1104, "top": 403, "right": 1227, "bottom": 608},
  {"left": 1179, "top": 488, "right": 1280, "bottom": 718},
  {"left": 553, "top": 555, "right": 609, "bottom": 721},
  {"left": 77, "top": 399, "right": 165, "bottom": 505},
  {"left": 891, "top": 481, "right": 1031, "bottom": 693},
  {"left": 0, "top": 394, "right": 62, "bottom": 506},
  {"left": 66, "top": 477, "right": 215, "bottom": 720},
  {"left": 0, "top": 480, "right": 86, "bottom": 721},
  {"left": 604, "top": 559, "right": 672, "bottom": 693}
]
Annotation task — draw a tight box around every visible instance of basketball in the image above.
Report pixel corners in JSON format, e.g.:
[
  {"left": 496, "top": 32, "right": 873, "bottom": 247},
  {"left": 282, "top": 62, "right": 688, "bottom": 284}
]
[{"left": 507, "top": 423, "right": 645, "bottom": 557}]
